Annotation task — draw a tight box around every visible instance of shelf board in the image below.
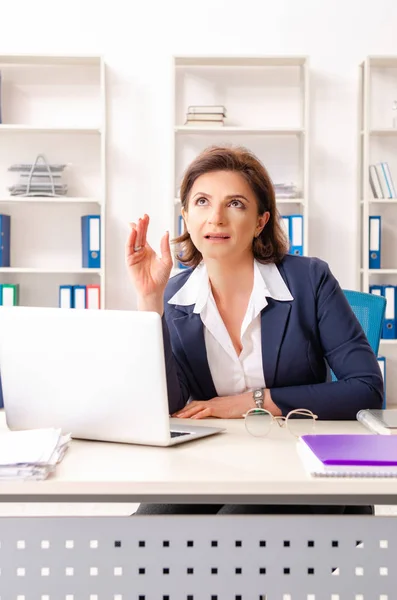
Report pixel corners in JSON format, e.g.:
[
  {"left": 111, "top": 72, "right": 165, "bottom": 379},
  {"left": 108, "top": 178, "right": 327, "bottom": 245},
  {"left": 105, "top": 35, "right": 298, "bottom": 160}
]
[
  {"left": 361, "top": 129, "right": 397, "bottom": 136},
  {"left": 174, "top": 55, "right": 307, "bottom": 67},
  {"left": 0, "top": 268, "right": 102, "bottom": 274},
  {"left": 379, "top": 339, "right": 397, "bottom": 345},
  {"left": 361, "top": 199, "right": 397, "bottom": 204},
  {"left": 0, "top": 197, "right": 101, "bottom": 204},
  {"left": 0, "top": 125, "right": 101, "bottom": 134},
  {"left": 175, "top": 126, "right": 304, "bottom": 135},
  {"left": 364, "top": 269, "right": 397, "bottom": 275},
  {"left": 367, "top": 56, "right": 397, "bottom": 68},
  {"left": 0, "top": 54, "right": 101, "bottom": 66}
]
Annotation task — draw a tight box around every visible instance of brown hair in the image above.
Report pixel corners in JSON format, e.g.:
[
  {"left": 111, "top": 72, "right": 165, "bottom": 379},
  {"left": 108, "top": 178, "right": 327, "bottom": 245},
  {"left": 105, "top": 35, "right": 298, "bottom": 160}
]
[{"left": 173, "top": 145, "right": 289, "bottom": 267}]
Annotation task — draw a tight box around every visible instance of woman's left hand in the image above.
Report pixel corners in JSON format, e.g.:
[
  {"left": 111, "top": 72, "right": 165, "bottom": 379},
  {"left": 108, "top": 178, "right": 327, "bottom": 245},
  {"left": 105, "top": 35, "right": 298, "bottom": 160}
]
[{"left": 172, "top": 392, "right": 254, "bottom": 420}]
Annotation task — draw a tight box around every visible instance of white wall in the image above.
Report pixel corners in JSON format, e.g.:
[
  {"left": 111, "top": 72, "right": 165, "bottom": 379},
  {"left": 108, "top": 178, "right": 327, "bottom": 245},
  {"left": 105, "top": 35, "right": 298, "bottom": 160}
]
[{"left": 2, "top": 0, "right": 397, "bottom": 308}]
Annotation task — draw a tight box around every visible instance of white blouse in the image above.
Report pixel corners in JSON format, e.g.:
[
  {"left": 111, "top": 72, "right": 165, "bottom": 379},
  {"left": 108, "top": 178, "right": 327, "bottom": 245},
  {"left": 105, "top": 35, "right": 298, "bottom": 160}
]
[{"left": 168, "top": 260, "right": 294, "bottom": 397}]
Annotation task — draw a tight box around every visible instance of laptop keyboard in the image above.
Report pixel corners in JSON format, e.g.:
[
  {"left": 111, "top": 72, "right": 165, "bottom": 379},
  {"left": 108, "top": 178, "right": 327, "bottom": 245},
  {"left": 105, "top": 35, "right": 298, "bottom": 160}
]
[{"left": 170, "top": 430, "right": 191, "bottom": 438}]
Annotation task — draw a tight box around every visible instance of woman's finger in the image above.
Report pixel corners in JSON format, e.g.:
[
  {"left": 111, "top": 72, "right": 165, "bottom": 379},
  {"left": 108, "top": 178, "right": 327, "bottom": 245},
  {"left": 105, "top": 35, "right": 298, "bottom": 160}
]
[
  {"left": 126, "top": 226, "right": 137, "bottom": 254},
  {"left": 135, "top": 218, "right": 144, "bottom": 250},
  {"left": 142, "top": 214, "right": 149, "bottom": 247},
  {"left": 191, "top": 408, "right": 212, "bottom": 420},
  {"left": 160, "top": 231, "right": 172, "bottom": 266}
]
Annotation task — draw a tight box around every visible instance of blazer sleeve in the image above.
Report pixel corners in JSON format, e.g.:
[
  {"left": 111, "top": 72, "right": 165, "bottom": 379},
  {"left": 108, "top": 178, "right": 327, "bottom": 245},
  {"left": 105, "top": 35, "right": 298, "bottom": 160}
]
[
  {"left": 162, "top": 316, "right": 191, "bottom": 415},
  {"left": 270, "top": 259, "right": 384, "bottom": 420}
]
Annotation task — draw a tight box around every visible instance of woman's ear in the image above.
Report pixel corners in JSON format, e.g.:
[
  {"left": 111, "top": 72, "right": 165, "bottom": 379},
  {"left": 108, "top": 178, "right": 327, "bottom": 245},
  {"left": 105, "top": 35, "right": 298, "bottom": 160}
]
[
  {"left": 256, "top": 211, "right": 270, "bottom": 236},
  {"left": 181, "top": 207, "right": 189, "bottom": 233}
]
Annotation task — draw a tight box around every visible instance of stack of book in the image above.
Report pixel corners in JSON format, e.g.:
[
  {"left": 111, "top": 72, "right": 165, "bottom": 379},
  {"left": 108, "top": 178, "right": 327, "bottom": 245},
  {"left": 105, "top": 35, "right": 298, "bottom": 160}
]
[
  {"left": 0, "top": 427, "right": 71, "bottom": 480},
  {"left": 8, "top": 154, "right": 68, "bottom": 197},
  {"left": 369, "top": 162, "right": 396, "bottom": 199},
  {"left": 185, "top": 105, "right": 226, "bottom": 127}
]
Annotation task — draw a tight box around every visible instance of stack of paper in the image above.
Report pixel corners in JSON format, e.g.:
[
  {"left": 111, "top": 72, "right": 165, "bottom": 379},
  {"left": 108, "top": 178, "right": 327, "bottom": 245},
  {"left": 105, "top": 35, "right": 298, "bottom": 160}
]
[{"left": 0, "top": 428, "right": 71, "bottom": 480}]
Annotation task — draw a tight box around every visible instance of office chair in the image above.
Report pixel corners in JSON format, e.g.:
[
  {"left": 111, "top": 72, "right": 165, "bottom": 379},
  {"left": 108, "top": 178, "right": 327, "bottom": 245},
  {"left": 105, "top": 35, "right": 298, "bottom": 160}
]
[{"left": 331, "top": 289, "right": 386, "bottom": 381}]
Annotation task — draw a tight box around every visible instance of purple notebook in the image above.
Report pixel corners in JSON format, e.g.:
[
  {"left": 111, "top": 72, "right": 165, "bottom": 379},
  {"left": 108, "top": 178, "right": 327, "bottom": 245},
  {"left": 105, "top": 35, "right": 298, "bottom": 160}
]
[{"left": 301, "top": 434, "right": 397, "bottom": 466}]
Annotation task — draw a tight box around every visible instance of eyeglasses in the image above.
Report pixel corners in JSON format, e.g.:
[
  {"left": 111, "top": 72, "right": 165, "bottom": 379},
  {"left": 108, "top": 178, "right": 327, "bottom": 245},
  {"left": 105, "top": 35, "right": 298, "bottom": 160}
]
[{"left": 244, "top": 408, "right": 318, "bottom": 438}]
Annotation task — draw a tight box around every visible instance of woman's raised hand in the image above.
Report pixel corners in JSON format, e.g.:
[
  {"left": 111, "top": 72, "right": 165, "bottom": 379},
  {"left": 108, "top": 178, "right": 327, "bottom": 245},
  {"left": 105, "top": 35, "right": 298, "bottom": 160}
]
[{"left": 126, "top": 214, "right": 173, "bottom": 303}]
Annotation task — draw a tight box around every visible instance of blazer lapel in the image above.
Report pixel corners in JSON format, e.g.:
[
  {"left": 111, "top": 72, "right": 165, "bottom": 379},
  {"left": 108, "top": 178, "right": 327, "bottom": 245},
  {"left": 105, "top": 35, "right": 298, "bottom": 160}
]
[
  {"left": 261, "top": 299, "right": 292, "bottom": 388},
  {"left": 172, "top": 311, "right": 218, "bottom": 399}
]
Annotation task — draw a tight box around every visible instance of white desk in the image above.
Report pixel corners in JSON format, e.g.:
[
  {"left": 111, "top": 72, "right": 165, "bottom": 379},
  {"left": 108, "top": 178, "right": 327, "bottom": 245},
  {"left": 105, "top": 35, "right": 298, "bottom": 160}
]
[{"left": 0, "top": 415, "right": 396, "bottom": 599}]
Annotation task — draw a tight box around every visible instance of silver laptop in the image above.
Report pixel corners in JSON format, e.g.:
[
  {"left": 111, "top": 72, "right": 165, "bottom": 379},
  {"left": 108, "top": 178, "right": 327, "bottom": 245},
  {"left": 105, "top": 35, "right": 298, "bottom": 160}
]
[{"left": 0, "top": 306, "right": 224, "bottom": 446}]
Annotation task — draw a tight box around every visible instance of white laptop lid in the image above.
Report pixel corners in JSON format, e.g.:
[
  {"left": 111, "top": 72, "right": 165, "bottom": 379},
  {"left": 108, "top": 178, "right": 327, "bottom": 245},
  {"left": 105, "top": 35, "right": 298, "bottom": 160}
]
[{"left": 0, "top": 307, "right": 172, "bottom": 445}]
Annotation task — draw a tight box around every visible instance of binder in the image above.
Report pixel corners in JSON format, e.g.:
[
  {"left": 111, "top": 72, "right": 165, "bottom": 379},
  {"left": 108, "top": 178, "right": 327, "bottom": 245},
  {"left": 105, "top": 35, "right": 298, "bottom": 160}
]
[
  {"left": 0, "top": 214, "right": 10, "bottom": 267},
  {"left": 369, "top": 284, "right": 383, "bottom": 297},
  {"left": 73, "top": 285, "right": 86, "bottom": 309},
  {"left": 86, "top": 284, "right": 100, "bottom": 309},
  {"left": 59, "top": 285, "right": 73, "bottom": 309},
  {"left": 369, "top": 216, "right": 381, "bottom": 269},
  {"left": 298, "top": 434, "right": 397, "bottom": 477},
  {"left": 81, "top": 215, "right": 100, "bottom": 268},
  {"left": 1, "top": 284, "right": 18, "bottom": 306},
  {"left": 289, "top": 215, "right": 303, "bottom": 255},
  {"left": 382, "top": 285, "right": 396, "bottom": 339},
  {"left": 377, "top": 356, "right": 386, "bottom": 409}
]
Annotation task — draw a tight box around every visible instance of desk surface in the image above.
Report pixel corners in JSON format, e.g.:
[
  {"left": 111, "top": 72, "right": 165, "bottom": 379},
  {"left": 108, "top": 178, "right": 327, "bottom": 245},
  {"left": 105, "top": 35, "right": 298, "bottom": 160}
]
[{"left": 0, "top": 415, "right": 396, "bottom": 504}]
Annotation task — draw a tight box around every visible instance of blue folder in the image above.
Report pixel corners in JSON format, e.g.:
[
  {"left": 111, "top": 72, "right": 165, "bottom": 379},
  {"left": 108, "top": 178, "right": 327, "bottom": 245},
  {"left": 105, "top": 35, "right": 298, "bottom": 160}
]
[
  {"left": 81, "top": 215, "right": 101, "bottom": 268},
  {"left": 0, "top": 214, "right": 10, "bottom": 267},
  {"left": 369, "top": 216, "right": 381, "bottom": 269}
]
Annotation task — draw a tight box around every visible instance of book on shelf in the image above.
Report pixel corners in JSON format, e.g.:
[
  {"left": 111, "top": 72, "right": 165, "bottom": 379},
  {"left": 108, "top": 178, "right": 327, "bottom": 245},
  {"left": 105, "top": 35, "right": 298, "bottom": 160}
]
[
  {"left": 187, "top": 105, "right": 226, "bottom": 115},
  {"left": 369, "top": 162, "right": 396, "bottom": 199},
  {"left": 185, "top": 119, "right": 224, "bottom": 127},
  {"left": 357, "top": 409, "right": 397, "bottom": 435},
  {"left": 298, "top": 433, "right": 397, "bottom": 477},
  {"left": 186, "top": 113, "right": 225, "bottom": 122}
]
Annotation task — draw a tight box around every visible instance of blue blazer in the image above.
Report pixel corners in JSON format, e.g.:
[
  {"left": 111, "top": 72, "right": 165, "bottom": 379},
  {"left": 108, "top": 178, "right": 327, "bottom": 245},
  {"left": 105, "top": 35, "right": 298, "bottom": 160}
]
[{"left": 162, "top": 255, "right": 383, "bottom": 420}]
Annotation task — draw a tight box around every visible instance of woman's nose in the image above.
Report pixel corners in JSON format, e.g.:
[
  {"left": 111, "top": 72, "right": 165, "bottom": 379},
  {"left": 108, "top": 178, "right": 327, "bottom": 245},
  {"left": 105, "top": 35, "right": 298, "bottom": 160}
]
[{"left": 208, "top": 206, "right": 224, "bottom": 225}]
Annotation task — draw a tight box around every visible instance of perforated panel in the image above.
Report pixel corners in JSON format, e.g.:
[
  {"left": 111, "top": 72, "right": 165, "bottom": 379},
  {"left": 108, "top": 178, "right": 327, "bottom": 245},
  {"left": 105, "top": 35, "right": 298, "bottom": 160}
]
[{"left": 0, "top": 515, "right": 395, "bottom": 599}]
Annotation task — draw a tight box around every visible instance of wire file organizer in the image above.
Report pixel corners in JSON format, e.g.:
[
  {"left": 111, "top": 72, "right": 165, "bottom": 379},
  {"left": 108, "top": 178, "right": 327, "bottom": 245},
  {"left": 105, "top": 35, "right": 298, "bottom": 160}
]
[{"left": 8, "top": 154, "right": 68, "bottom": 197}]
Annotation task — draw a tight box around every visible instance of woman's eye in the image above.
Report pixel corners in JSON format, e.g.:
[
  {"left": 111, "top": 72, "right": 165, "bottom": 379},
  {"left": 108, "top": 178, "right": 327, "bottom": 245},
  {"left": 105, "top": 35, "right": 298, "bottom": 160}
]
[
  {"left": 196, "top": 197, "right": 208, "bottom": 205},
  {"left": 229, "top": 199, "right": 244, "bottom": 208}
]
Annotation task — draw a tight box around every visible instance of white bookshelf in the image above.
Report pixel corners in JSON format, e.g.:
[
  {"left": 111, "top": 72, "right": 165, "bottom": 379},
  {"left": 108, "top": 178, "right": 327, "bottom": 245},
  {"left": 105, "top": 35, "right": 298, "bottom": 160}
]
[
  {"left": 0, "top": 54, "right": 106, "bottom": 308},
  {"left": 358, "top": 56, "right": 397, "bottom": 291},
  {"left": 358, "top": 56, "right": 397, "bottom": 404},
  {"left": 171, "top": 55, "right": 310, "bottom": 274}
]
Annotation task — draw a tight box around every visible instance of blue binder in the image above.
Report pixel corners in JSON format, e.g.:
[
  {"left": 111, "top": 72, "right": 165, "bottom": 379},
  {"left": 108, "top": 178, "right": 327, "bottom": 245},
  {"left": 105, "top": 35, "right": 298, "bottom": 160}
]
[
  {"left": 369, "top": 216, "right": 381, "bottom": 269},
  {"left": 73, "top": 285, "right": 86, "bottom": 309},
  {"left": 59, "top": 285, "right": 73, "bottom": 308},
  {"left": 382, "top": 285, "right": 396, "bottom": 339},
  {"left": 289, "top": 215, "right": 303, "bottom": 255},
  {"left": 377, "top": 356, "right": 386, "bottom": 409},
  {"left": 0, "top": 214, "right": 11, "bottom": 267},
  {"left": 369, "top": 284, "right": 383, "bottom": 298},
  {"left": 81, "top": 215, "right": 101, "bottom": 268}
]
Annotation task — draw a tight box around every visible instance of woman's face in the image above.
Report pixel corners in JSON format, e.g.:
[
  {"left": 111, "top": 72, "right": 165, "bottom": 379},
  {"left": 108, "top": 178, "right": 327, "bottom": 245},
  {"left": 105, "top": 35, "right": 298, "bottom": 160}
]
[{"left": 182, "top": 170, "right": 269, "bottom": 264}]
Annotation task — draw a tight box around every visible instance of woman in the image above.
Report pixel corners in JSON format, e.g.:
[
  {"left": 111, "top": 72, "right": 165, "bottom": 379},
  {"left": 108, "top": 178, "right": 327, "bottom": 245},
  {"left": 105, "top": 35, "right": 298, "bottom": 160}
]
[{"left": 126, "top": 145, "right": 382, "bottom": 515}]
